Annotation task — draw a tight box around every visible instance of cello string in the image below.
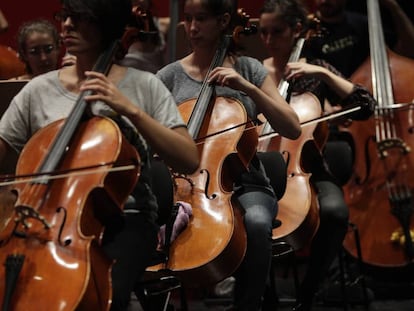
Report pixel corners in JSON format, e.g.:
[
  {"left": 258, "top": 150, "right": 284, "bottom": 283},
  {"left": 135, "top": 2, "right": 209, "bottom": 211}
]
[{"left": 0, "top": 164, "right": 138, "bottom": 187}]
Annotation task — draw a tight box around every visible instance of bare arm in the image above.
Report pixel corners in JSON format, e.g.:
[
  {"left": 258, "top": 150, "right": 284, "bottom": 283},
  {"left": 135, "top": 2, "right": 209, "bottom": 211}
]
[
  {"left": 80, "top": 71, "right": 199, "bottom": 175},
  {"left": 124, "top": 112, "right": 199, "bottom": 174},
  {"left": 208, "top": 67, "right": 301, "bottom": 140},
  {"left": 285, "top": 62, "right": 354, "bottom": 99},
  {"left": 249, "top": 75, "right": 301, "bottom": 139}
]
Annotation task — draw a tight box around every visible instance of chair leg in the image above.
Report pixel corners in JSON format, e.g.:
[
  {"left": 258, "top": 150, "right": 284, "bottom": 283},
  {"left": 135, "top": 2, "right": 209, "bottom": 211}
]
[{"left": 137, "top": 275, "right": 187, "bottom": 311}]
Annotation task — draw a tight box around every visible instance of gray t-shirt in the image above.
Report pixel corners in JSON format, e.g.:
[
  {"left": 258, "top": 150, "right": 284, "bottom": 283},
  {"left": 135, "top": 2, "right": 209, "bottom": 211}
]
[
  {"left": 157, "top": 56, "right": 274, "bottom": 195},
  {"left": 0, "top": 67, "right": 185, "bottom": 223},
  {"left": 0, "top": 68, "right": 184, "bottom": 152},
  {"left": 157, "top": 56, "right": 266, "bottom": 120}
]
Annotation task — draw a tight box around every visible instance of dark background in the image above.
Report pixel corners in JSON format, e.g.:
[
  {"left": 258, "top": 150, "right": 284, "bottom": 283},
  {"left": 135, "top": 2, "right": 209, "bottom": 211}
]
[{"left": 0, "top": 1, "right": 412, "bottom": 56}]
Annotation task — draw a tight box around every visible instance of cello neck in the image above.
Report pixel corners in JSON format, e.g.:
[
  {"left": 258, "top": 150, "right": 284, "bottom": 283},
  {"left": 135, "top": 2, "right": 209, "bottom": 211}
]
[
  {"left": 367, "top": 0, "right": 393, "bottom": 107},
  {"left": 278, "top": 38, "right": 305, "bottom": 99},
  {"left": 186, "top": 8, "right": 256, "bottom": 139},
  {"left": 260, "top": 38, "right": 305, "bottom": 139},
  {"left": 187, "top": 35, "right": 231, "bottom": 139},
  {"left": 367, "top": 0, "right": 396, "bottom": 141}
]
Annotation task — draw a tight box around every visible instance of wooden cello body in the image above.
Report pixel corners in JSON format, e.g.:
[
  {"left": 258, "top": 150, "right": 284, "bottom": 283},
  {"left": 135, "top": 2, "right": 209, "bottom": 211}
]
[
  {"left": 260, "top": 93, "right": 322, "bottom": 250},
  {"left": 0, "top": 46, "right": 25, "bottom": 79},
  {"left": 0, "top": 41, "right": 140, "bottom": 310},
  {"left": 341, "top": 0, "right": 414, "bottom": 270},
  {"left": 164, "top": 95, "right": 256, "bottom": 285},
  {"left": 258, "top": 34, "right": 321, "bottom": 251}
]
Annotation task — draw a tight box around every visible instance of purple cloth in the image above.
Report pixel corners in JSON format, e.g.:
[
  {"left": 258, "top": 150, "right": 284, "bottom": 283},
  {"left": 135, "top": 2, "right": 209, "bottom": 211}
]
[{"left": 157, "top": 201, "right": 192, "bottom": 248}]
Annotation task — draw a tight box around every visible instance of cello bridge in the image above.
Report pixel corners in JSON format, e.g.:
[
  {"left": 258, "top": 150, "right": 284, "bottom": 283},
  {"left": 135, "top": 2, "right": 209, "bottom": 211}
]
[{"left": 378, "top": 138, "right": 410, "bottom": 158}]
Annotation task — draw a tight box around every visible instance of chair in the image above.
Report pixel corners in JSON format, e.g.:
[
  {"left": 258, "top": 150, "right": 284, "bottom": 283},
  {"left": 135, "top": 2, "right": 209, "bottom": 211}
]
[
  {"left": 135, "top": 159, "right": 188, "bottom": 311},
  {"left": 136, "top": 273, "right": 187, "bottom": 311}
]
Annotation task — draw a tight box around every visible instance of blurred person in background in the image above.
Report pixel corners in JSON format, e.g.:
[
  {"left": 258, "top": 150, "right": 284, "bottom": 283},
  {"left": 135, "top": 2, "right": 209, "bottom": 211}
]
[{"left": 12, "top": 19, "right": 61, "bottom": 80}]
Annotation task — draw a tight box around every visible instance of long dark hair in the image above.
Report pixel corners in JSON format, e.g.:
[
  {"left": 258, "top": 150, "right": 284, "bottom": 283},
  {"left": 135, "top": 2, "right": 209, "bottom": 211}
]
[
  {"left": 188, "top": 0, "right": 237, "bottom": 34},
  {"left": 188, "top": 0, "right": 253, "bottom": 54},
  {"left": 199, "top": 0, "right": 236, "bottom": 18},
  {"left": 260, "top": 0, "right": 309, "bottom": 30}
]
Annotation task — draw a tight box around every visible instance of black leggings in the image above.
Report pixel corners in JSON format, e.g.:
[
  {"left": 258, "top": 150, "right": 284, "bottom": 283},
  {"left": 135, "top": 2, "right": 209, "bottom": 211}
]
[
  {"left": 233, "top": 190, "right": 278, "bottom": 311},
  {"left": 102, "top": 213, "right": 158, "bottom": 311}
]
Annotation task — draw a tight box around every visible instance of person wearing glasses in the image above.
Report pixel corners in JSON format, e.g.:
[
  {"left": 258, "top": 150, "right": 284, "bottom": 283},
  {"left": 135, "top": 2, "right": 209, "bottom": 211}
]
[
  {"left": 12, "top": 19, "right": 61, "bottom": 80},
  {"left": 0, "top": 0, "right": 199, "bottom": 310}
]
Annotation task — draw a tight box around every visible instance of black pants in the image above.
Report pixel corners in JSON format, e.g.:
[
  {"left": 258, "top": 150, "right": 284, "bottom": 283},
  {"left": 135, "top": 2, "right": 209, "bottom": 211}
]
[
  {"left": 102, "top": 212, "right": 158, "bottom": 311},
  {"left": 234, "top": 190, "right": 278, "bottom": 311}
]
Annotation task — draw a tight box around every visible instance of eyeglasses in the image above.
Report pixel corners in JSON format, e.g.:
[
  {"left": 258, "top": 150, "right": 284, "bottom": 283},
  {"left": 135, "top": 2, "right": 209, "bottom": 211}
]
[
  {"left": 27, "top": 44, "right": 56, "bottom": 56},
  {"left": 54, "top": 10, "right": 94, "bottom": 24}
]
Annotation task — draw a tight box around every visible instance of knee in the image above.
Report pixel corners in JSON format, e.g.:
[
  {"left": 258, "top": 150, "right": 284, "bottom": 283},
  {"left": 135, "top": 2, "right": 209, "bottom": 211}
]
[
  {"left": 244, "top": 206, "right": 274, "bottom": 239},
  {"left": 320, "top": 201, "right": 349, "bottom": 229},
  {"left": 316, "top": 181, "right": 349, "bottom": 227}
]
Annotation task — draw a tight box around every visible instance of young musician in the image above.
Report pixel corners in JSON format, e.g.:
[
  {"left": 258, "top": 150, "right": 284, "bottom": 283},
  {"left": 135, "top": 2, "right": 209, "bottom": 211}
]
[
  {"left": 156, "top": 0, "right": 301, "bottom": 310},
  {"left": 258, "top": 0, "right": 376, "bottom": 310},
  {"left": 0, "top": 0, "right": 199, "bottom": 310},
  {"left": 13, "top": 19, "right": 61, "bottom": 80}
]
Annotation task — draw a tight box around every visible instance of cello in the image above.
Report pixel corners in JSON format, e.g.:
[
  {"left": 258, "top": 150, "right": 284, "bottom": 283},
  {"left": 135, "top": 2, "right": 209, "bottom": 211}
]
[
  {"left": 147, "top": 10, "right": 257, "bottom": 286},
  {"left": 259, "top": 94, "right": 322, "bottom": 251},
  {"left": 0, "top": 46, "right": 25, "bottom": 80},
  {"left": 257, "top": 18, "right": 322, "bottom": 251},
  {"left": 342, "top": 0, "right": 414, "bottom": 271},
  {"left": 0, "top": 30, "right": 141, "bottom": 311}
]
